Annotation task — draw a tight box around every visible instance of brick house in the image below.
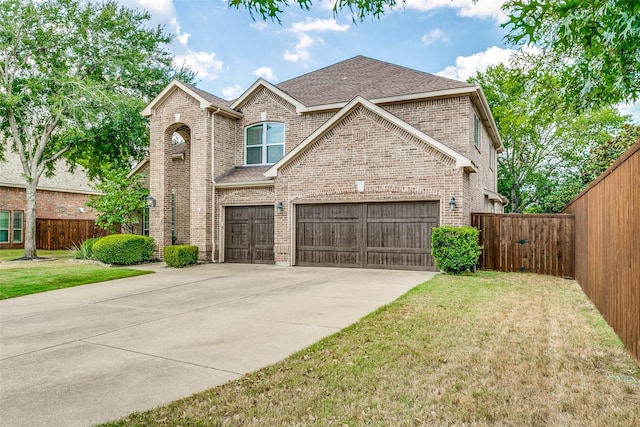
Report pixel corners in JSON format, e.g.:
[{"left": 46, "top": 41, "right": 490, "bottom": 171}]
[
  {"left": 0, "top": 149, "right": 99, "bottom": 249},
  {"left": 140, "top": 56, "right": 505, "bottom": 270}
]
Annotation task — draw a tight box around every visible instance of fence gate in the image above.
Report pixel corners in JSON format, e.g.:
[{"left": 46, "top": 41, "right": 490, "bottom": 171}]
[{"left": 471, "top": 213, "right": 575, "bottom": 278}]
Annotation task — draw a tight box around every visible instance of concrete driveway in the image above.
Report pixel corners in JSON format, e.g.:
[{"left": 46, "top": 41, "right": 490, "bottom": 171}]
[{"left": 0, "top": 263, "right": 434, "bottom": 427}]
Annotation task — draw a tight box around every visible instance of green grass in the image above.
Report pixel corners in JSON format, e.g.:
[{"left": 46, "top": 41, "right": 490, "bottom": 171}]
[
  {"left": 0, "top": 249, "right": 75, "bottom": 262},
  {"left": 103, "top": 272, "right": 640, "bottom": 427},
  {"left": 0, "top": 249, "right": 153, "bottom": 299}
]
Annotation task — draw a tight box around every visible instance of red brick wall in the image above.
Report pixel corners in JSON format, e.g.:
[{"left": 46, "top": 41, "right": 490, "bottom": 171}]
[{"left": 0, "top": 186, "right": 97, "bottom": 249}]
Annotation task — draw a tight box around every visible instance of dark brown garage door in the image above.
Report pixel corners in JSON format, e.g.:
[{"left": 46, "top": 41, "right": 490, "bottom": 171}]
[
  {"left": 296, "top": 201, "right": 439, "bottom": 271},
  {"left": 225, "top": 206, "right": 274, "bottom": 264}
]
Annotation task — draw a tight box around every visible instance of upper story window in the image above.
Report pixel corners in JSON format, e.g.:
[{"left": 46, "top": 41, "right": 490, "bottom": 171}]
[
  {"left": 474, "top": 114, "right": 481, "bottom": 149},
  {"left": 489, "top": 145, "right": 495, "bottom": 170},
  {"left": 245, "top": 122, "right": 284, "bottom": 165}
]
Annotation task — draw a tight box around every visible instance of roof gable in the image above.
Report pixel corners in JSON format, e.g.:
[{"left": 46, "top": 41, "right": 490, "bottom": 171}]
[
  {"left": 141, "top": 80, "right": 241, "bottom": 118},
  {"left": 230, "top": 78, "right": 306, "bottom": 112},
  {"left": 276, "top": 56, "right": 474, "bottom": 107},
  {"left": 265, "top": 96, "right": 476, "bottom": 178}
]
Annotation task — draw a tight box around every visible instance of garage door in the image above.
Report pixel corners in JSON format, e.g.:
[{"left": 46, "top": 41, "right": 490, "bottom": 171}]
[
  {"left": 296, "top": 201, "right": 439, "bottom": 271},
  {"left": 225, "top": 206, "right": 274, "bottom": 264}
]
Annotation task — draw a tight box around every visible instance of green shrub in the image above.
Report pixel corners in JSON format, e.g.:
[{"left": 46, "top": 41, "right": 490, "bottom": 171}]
[
  {"left": 163, "top": 245, "right": 199, "bottom": 268},
  {"left": 92, "top": 234, "right": 156, "bottom": 265},
  {"left": 80, "top": 237, "right": 101, "bottom": 259},
  {"left": 431, "top": 226, "right": 482, "bottom": 274}
]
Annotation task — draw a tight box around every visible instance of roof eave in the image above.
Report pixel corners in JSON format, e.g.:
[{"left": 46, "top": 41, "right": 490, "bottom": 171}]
[
  {"left": 214, "top": 180, "right": 274, "bottom": 188},
  {"left": 297, "top": 86, "right": 478, "bottom": 114},
  {"left": 266, "top": 96, "right": 475, "bottom": 177},
  {"left": 231, "top": 78, "right": 306, "bottom": 113},
  {"left": 141, "top": 80, "right": 241, "bottom": 118}
]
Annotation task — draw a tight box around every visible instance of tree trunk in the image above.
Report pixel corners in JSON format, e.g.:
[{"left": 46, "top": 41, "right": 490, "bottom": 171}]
[{"left": 24, "top": 180, "right": 38, "bottom": 258}]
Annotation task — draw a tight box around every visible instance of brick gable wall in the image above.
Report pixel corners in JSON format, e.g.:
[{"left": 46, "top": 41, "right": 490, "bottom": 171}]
[{"left": 271, "top": 105, "right": 466, "bottom": 265}]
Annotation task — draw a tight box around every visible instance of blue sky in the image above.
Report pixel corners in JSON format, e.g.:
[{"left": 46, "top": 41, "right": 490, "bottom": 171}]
[{"left": 118, "top": 0, "right": 639, "bottom": 122}]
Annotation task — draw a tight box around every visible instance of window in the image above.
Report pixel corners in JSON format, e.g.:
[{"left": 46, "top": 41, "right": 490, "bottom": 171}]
[
  {"left": 474, "top": 114, "right": 481, "bottom": 149},
  {"left": 142, "top": 206, "right": 150, "bottom": 237},
  {"left": 245, "top": 123, "right": 284, "bottom": 165},
  {"left": 13, "top": 211, "right": 23, "bottom": 243},
  {"left": 489, "top": 146, "right": 494, "bottom": 170},
  {"left": 0, "top": 211, "right": 8, "bottom": 243}
]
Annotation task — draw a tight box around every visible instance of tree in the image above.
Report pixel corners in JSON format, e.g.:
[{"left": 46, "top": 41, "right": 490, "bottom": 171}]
[
  {"left": 0, "top": 0, "right": 194, "bottom": 259},
  {"left": 579, "top": 124, "right": 640, "bottom": 184},
  {"left": 86, "top": 169, "right": 148, "bottom": 233},
  {"left": 470, "top": 64, "right": 628, "bottom": 213},
  {"left": 503, "top": 0, "right": 640, "bottom": 109},
  {"left": 229, "top": 0, "right": 398, "bottom": 21}
]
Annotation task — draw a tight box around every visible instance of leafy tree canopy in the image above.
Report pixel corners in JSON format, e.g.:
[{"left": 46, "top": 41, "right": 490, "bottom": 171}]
[
  {"left": 470, "top": 64, "right": 629, "bottom": 213},
  {"left": 503, "top": 0, "right": 640, "bottom": 109},
  {"left": 0, "top": 0, "right": 194, "bottom": 257},
  {"left": 579, "top": 124, "right": 640, "bottom": 184}
]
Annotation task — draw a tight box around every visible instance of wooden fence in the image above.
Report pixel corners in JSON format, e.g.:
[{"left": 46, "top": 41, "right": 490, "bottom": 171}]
[
  {"left": 563, "top": 141, "right": 640, "bottom": 364},
  {"left": 35, "top": 218, "right": 111, "bottom": 250},
  {"left": 471, "top": 213, "right": 575, "bottom": 278}
]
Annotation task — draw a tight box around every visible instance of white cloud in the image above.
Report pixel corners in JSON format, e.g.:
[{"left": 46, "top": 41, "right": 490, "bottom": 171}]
[
  {"left": 618, "top": 101, "right": 640, "bottom": 124},
  {"left": 404, "top": 0, "right": 508, "bottom": 23},
  {"left": 437, "top": 46, "right": 516, "bottom": 81},
  {"left": 222, "top": 85, "right": 244, "bottom": 99},
  {"left": 422, "top": 28, "right": 447, "bottom": 46},
  {"left": 116, "top": 0, "right": 222, "bottom": 81},
  {"left": 174, "top": 51, "right": 223, "bottom": 81},
  {"left": 250, "top": 22, "right": 269, "bottom": 31},
  {"left": 253, "top": 66, "right": 278, "bottom": 82},
  {"left": 284, "top": 18, "right": 349, "bottom": 63}
]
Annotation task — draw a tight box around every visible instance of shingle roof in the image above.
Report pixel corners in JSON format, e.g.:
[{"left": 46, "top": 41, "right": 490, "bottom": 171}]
[
  {"left": 0, "top": 149, "right": 96, "bottom": 193},
  {"left": 215, "top": 166, "right": 273, "bottom": 184},
  {"left": 276, "top": 56, "right": 474, "bottom": 107},
  {"left": 182, "top": 81, "right": 232, "bottom": 107}
]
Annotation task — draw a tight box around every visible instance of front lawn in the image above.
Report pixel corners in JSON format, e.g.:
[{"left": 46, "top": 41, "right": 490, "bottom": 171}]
[
  {"left": 105, "top": 272, "right": 640, "bottom": 426},
  {"left": 0, "top": 249, "right": 153, "bottom": 299}
]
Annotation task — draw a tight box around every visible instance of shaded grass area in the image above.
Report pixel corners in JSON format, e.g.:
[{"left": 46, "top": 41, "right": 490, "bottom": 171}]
[
  {"left": 0, "top": 250, "right": 153, "bottom": 299},
  {"left": 104, "top": 272, "right": 640, "bottom": 427},
  {"left": 0, "top": 249, "right": 74, "bottom": 262}
]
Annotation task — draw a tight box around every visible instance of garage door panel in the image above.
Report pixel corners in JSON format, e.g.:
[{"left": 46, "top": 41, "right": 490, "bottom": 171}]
[
  {"left": 367, "top": 252, "right": 429, "bottom": 270},
  {"left": 297, "top": 249, "right": 360, "bottom": 267},
  {"left": 367, "top": 222, "right": 427, "bottom": 250},
  {"left": 297, "top": 222, "right": 359, "bottom": 249},
  {"left": 225, "top": 206, "right": 274, "bottom": 264},
  {"left": 296, "top": 202, "right": 439, "bottom": 271}
]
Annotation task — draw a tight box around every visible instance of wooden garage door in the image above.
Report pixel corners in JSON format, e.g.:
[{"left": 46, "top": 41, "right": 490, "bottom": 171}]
[
  {"left": 296, "top": 202, "right": 439, "bottom": 271},
  {"left": 225, "top": 206, "right": 274, "bottom": 264}
]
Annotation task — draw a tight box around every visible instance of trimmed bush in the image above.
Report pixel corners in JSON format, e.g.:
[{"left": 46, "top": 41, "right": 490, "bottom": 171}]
[
  {"left": 92, "top": 234, "right": 156, "bottom": 265},
  {"left": 431, "top": 226, "right": 482, "bottom": 274},
  {"left": 80, "top": 237, "right": 101, "bottom": 259},
  {"left": 163, "top": 245, "right": 199, "bottom": 268}
]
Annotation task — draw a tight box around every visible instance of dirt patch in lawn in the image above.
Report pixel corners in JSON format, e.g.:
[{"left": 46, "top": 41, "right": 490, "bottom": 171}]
[{"left": 105, "top": 272, "right": 640, "bottom": 427}]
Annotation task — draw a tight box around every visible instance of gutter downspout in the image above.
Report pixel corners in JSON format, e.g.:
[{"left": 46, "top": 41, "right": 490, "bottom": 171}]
[{"left": 210, "top": 107, "right": 220, "bottom": 261}]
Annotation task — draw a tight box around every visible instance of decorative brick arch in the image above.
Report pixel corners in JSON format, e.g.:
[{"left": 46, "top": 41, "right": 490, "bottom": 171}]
[{"left": 163, "top": 122, "right": 192, "bottom": 245}]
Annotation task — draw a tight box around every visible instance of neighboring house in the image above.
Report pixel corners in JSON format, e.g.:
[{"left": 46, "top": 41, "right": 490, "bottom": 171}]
[
  {"left": 139, "top": 56, "right": 506, "bottom": 270},
  {"left": 0, "top": 149, "right": 99, "bottom": 249}
]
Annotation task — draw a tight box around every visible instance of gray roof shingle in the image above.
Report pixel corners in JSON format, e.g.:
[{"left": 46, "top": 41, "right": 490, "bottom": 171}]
[
  {"left": 215, "top": 166, "right": 272, "bottom": 184},
  {"left": 276, "top": 56, "right": 474, "bottom": 107},
  {"left": 0, "top": 149, "right": 95, "bottom": 193}
]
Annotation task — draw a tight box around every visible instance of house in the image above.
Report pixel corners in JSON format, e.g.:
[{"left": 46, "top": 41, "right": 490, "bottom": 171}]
[
  {"left": 140, "top": 56, "right": 505, "bottom": 270},
  {"left": 0, "top": 149, "right": 100, "bottom": 249}
]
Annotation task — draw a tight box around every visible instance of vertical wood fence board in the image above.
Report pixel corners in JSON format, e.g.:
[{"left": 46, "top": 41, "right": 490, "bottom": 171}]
[
  {"left": 35, "top": 218, "right": 113, "bottom": 250},
  {"left": 563, "top": 141, "right": 640, "bottom": 364},
  {"left": 472, "top": 213, "right": 574, "bottom": 278}
]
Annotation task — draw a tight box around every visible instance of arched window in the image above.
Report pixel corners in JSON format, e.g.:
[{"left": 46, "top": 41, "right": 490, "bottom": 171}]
[{"left": 245, "top": 122, "right": 284, "bottom": 165}]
